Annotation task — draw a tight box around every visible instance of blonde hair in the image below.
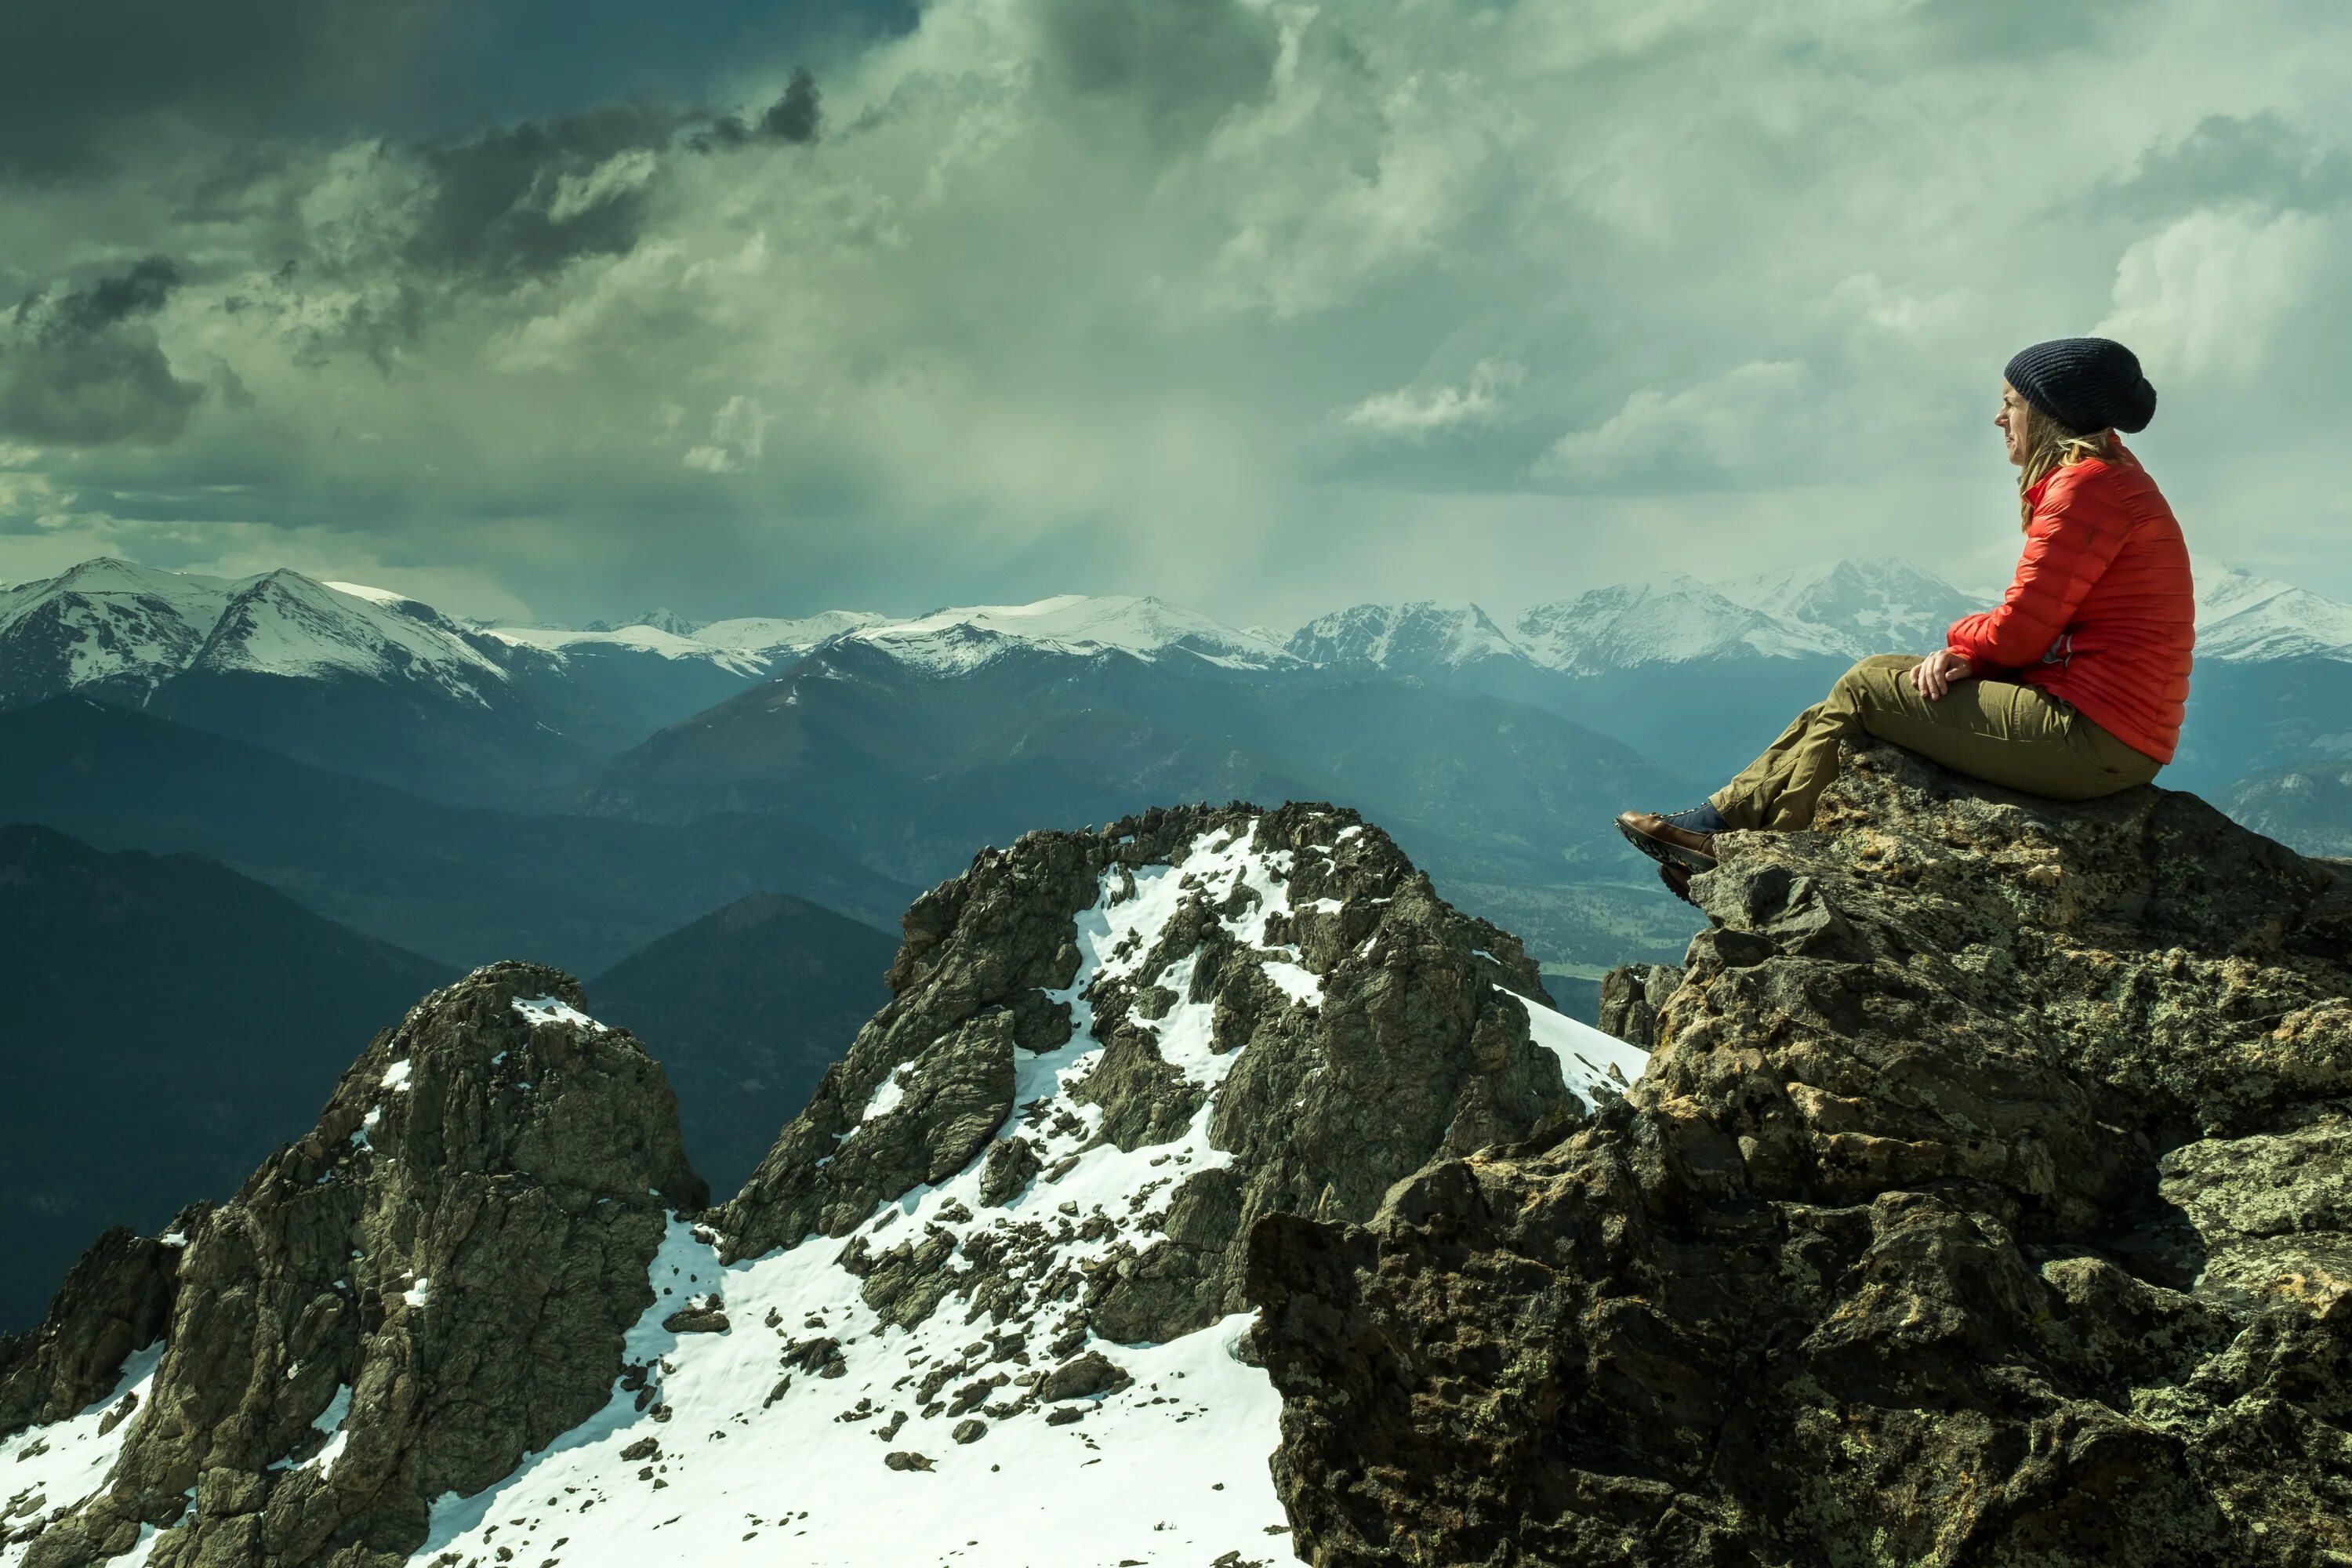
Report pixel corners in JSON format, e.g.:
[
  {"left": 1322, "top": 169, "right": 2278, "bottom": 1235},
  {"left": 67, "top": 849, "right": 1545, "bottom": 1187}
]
[{"left": 2016, "top": 400, "right": 2136, "bottom": 528}]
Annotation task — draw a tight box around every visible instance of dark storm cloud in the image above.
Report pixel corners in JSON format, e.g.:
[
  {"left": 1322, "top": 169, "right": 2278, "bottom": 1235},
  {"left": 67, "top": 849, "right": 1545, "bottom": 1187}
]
[
  {"left": 404, "top": 75, "right": 823, "bottom": 288},
  {"left": 760, "top": 68, "right": 824, "bottom": 144},
  {"left": 1032, "top": 0, "right": 1279, "bottom": 144},
  {"left": 0, "top": 0, "right": 877, "bottom": 186},
  {"left": 2090, "top": 112, "right": 2352, "bottom": 219},
  {"left": 0, "top": 0, "right": 451, "bottom": 183},
  {"left": 677, "top": 68, "right": 823, "bottom": 150},
  {"left": 402, "top": 101, "right": 683, "bottom": 285},
  {"left": 0, "top": 257, "right": 205, "bottom": 445}
]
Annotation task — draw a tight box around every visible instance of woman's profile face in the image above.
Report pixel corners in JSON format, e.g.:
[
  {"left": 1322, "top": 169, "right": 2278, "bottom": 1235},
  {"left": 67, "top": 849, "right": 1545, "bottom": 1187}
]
[{"left": 1995, "top": 381, "right": 2031, "bottom": 467}]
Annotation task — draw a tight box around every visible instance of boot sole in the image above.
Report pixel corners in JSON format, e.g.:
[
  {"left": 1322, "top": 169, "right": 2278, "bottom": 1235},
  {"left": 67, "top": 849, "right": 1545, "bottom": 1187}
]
[{"left": 1617, "top": 818, "right": 1719, "bottom": 875}]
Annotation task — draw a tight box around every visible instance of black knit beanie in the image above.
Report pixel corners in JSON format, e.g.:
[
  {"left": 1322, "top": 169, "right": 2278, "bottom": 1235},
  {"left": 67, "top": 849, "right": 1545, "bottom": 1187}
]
[{"left": 2003, "top": 337, "right": 2158, "bottom": 434}]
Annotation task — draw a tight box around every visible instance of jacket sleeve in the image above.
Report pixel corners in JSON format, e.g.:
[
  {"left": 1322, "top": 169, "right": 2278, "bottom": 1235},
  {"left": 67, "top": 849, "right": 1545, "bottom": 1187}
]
[{"left": 1946, "top": 471, "right": 2129, "bottom": 670}]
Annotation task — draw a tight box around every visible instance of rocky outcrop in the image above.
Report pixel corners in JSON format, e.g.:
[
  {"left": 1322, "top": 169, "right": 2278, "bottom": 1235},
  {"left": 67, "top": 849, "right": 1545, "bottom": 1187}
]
[
  {"left": 1248, "top": 742, "right": 2352, "bottom": 1566},
  {"left": 5, "top": 800, "right": 1634, "bottom": 1568},
  {"left": 7, "top": 962, "right": 703, "bottom": 1568},
  {"left": 0, "top": 1216, "right": 205, "bottom": 1442},
  {"left": 717, "top": 800, "right": 1586, "bottom": 1345}
]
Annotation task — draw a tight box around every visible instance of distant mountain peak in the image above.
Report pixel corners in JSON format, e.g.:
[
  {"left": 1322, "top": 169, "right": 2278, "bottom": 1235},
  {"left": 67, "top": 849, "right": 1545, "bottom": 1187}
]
[
  {"left": 586, "top": 607, "right": 702, "bottom": 636},
  {"left": 2190, "top": 558, "right": 2352, "bottom": 662},
  {"left": 1287, "top": 600, "right": 1527, "bottom": 672},
  {"left": 321, "top": 579, "right": 423, "bottom": 608},
  {"left": 1514, "top": 572, "right": 1842, "bottom": 671},
  {"left": 840, "top": 592, "right": 1299, "bottom": 673},
  {"left": 1710, "top": 554, "right": 1980, "bottom": 656},
  {"left": 187, "top": 566, "right": 510, "bottom": 698}
]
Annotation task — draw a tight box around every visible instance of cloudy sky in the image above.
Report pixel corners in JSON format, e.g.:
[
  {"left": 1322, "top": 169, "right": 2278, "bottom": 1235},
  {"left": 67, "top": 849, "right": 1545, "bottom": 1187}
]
[{"left": 3, "top": 0, "right": 2347, "bottom": 627}]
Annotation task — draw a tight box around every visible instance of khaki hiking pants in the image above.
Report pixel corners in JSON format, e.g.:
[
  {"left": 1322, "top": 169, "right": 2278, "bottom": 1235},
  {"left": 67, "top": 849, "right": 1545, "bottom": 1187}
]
[{"left": 1710, "top": 654, "right": 2163, "bottom": 832}]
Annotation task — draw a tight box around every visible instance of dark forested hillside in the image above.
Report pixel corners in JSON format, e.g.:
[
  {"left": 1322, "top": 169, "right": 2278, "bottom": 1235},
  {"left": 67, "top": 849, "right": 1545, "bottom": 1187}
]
[
  {"left": 0, "top": 698, "right": 910, "bottom": 975},
  {"left": 588, "top": 892, "right": 900, "bottom": 1194},
  {"left": 0, "top": 824, "right": 452, "bottom": 1330}
]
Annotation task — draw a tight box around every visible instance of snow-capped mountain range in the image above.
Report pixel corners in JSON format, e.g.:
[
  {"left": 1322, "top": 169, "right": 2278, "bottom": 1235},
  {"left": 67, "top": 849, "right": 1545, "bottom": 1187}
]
[
  {"left": 8, "top": 553, "right": 2349, "bottom": 821},
  {"left": 9, "top": 554, "right": 2347, "bottom": 713},
  {"left": 0, "top": 560, "right": 512, "bottom": 710}
]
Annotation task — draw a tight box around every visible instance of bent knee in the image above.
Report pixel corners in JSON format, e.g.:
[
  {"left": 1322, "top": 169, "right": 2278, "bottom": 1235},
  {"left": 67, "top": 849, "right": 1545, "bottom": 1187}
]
[{"left": 1833, "top": 652, "right": 1918, "bottom": 693}]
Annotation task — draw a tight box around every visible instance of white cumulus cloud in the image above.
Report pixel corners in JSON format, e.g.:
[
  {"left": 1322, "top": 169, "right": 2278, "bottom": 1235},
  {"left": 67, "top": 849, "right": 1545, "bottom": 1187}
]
[
  {"left": 1341, "top": 359, "right": 1525, "bottom": 439},
  {"left": 2096, "top": 205, "right": 2326, "bottom": 383}
]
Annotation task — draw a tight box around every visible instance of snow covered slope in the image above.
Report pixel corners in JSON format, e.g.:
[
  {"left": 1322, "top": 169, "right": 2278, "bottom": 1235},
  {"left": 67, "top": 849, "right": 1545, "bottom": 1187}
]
[
  {"left": 2192, "top": 561, "right": 2352, "bottom": 662},
  {"left": 1711, "top": 556, "right": 1980, "bottom": 656},
  {"left": 1514, "top": 574, "right": 1848, "bottom": 671},
  {"left": 1, "top": 1346, "right": 167, "bottom": 1564},
  {"left": 694, "top": 612, "right": 894, "bottom": 662},
  {"left": 1285, "top": 601, "right": 1528, "bottom": 673},
  {"left": 1287, "top": 561, "right": 1967, "bottom": 681},
  {"left": 836, "top": 594, "right": 1299, "bottom": 673},
  {"left": 0, "top": 804, "right": 1640, "bottom": 1568},
  {"left": 0, "top": 561, "right": 511, "bottom": 709},
  {"left": 190, "top": 572, "right": 510, "bottom": 704},
  {"left": 484, "top": 611, "right": 892, "bottom": 677},
  {"left": 540, "top": 808, "right": 1629, "bottom": 1563},
  {"left": 0, "top": 559, "right": 238, "bottom": 705},
  {"left": 483, "top": 621, "right": 771, "bottom": 678}
]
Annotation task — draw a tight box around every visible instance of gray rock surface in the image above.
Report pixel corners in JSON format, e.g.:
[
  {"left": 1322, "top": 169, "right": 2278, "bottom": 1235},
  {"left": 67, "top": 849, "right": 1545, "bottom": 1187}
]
[
  {"left": 717, "top": 800, "right": 1581, "bottom": 1346},
  {"left": 10, "top": 962, "right": 703, "bottom": 1568},
  {"left": 1, "top": 1216, "right": 202, "bottom": 1443},
  {"left": 1249, "top": 742, "right": 2352, "bottom": 1566}
]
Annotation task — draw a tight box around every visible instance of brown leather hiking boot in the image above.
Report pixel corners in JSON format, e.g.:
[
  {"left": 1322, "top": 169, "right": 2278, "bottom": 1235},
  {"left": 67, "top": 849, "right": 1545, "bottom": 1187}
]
[
  {"left": 1616, "top": 809, "right": 1719, "bottom": 873},
  {"left": 1657, "top": 861, "right": 1698, "bottom": 906}
]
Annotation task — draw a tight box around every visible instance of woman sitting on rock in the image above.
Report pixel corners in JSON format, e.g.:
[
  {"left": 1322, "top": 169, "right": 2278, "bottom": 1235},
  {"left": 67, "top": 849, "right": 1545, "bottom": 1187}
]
[{"left": 1618, "top": 336, "right": 2194, "bottom": 900}]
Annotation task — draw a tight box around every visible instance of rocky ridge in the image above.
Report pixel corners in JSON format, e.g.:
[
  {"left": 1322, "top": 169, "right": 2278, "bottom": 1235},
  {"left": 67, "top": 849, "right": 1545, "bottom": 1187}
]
[
  {"left": 1248, "top": 742, "right": 2352, "bottom": 1566},
  {"left": 2, "top": 964, "right": 705, "bottom": 1568},
  {"left": 2, "top": 800, "right": 1643, "bottom": 1567}
]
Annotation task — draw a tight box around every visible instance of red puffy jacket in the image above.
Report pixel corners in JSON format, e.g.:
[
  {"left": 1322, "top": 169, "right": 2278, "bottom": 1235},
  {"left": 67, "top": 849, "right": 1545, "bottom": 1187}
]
[{"left": 1944, "top": 437, "right": 2194, "bottom": 764}]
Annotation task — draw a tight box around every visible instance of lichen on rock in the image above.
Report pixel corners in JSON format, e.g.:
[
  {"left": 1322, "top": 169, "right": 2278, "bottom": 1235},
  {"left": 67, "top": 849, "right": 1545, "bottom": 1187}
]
[{"left": 1247, "top": 742, "right": 2352, "bottom": 1566}]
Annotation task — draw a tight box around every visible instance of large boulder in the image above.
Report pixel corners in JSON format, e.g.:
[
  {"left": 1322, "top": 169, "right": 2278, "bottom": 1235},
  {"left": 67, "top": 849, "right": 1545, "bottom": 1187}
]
[{"left": 1249, "top": 742, "right": 2352, "bottom": 1566}]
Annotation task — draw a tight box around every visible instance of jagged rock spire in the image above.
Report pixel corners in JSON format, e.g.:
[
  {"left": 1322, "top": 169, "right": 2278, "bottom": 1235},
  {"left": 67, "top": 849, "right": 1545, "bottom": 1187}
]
[
  {"left": 715, "top": 799, "right": 1597, "bottom": 1343},
  {"left": 5, "top": 962, "right": 702, "bottom": 1568}
]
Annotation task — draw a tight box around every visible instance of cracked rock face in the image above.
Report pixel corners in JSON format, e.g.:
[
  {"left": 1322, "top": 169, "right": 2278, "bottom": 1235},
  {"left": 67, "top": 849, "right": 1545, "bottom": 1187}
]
[
  {"left": 717, "top": 800, "right": 1591, "bottom": 1345},
  {"left": 4, "top": 962, "right": 703, "bottom": 1568},
  {"left": 1249, "top": 742, "right": 2352, "bottom": 1566},
  {"left": 1, "top": 1220, "right": 202, "bottom": 1446}
]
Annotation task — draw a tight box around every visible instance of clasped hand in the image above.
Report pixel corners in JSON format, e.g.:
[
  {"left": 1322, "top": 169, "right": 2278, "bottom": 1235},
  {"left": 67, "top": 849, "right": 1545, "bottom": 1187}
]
[{"left": 1911, "top": 648, "right": 1974, "bottom": 700}]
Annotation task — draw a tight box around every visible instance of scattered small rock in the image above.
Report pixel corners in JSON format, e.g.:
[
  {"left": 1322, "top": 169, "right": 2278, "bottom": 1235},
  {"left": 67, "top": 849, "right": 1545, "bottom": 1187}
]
[
  {"left": 884, "top": 1451, "right": 935, "bottom": 1472},
  {"left": 1040, "top": 1351, "right": 1133, "bottom": 1403},
  {"left": 660, "top": 1303, "right": 729, "bottom": 1334},
  {"left": 951, "top": 1419, "right": 986, "bottom": 1445}
]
